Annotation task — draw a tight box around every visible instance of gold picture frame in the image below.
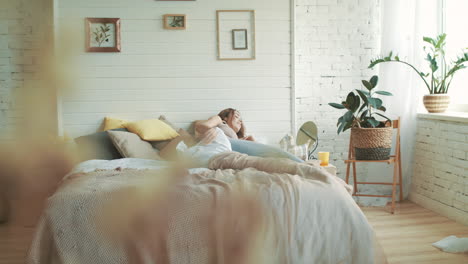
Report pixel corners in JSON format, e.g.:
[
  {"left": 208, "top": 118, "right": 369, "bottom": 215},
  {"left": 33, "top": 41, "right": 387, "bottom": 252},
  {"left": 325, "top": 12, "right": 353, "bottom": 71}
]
[
  {"left": 85, "top": 18, "right": 121, "bottom": 52},
  {"left": 163, "top": 14, "right": 186, "bottom": 30},
  {"left": 216, "top": 10, "right": 256, "bottom": 60}
]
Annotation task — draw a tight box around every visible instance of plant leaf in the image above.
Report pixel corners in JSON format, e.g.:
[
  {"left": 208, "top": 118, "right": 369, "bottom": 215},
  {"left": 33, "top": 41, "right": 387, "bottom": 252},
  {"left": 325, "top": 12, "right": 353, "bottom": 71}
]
[
  {"left": 358, "top": 89, "right": 370, "bottom": 96},
  {"left": 350, "top": 94, "right": 360, "bottom": 112},
  {"left": 337, "top": 121, "right": 345, "bottom": 134},
  {"left": 454, "top": 52, "right": 468, "bottom": 64},
  {"left": 337, "top": 116, "right": 343, "bottom": 127},
  {"left": 367, "top": 98, "right": 378, "bottom": 108},
  {"left": 369, "top": 75, "right": 378, "bottom": 88},
  {"left": 378, "top": 106, "right": 386, "bottom": 112},
  {"left": 368, "top": 58, "right": 386, "bottom": 69},
  {"left": 329, "top": 103, "right": 345, "bottom": 109},
  {"left": 435, "top": 33, "right": 446, "bottom": 49},
  {"left": 374, "top": 98, "right": 383, "bottom": 108},
  {"left": 343, "top": 110, "right": 354, "bottom": 123},
  {"left": 367, "top": 118, "right": 380, "bottom": 128},
  {"left": 355, "top": 89, "right": 369, "bottom": 105},
  {"left": 375, "top": 112, "right": 391, "bottom": 122},
  {"left": 423, "top": 36, "right": 436, "bottom": 46},
  {"left": 343, "top": 121, "right": 353, "bottom": 132},
  {"left": 357, "top": 102, "right": 367, "bottom": 115},
  {"left": 375, "top": 91, "right": 393, "bottom": 96},
  {"left": 420, "top": 71, "right": 429, "bottom": 77},
  {"left": 360, "top": 109, "right": 369, "bottom": 119},
  {"left": 346, "top": 92, "right": 356, "bottom": 110},
  {"left": 426, "top": 53, "right": 438, "bottom": 72},
  {"left": 362, "top": 80, "right": 373, "bottom": 90}
]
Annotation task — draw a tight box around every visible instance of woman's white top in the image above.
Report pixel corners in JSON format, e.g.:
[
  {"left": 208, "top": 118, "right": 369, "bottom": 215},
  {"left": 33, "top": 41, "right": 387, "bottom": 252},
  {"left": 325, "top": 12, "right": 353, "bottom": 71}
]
[{"left": 176, "top": 127, "right": 232, "bottom": 167}]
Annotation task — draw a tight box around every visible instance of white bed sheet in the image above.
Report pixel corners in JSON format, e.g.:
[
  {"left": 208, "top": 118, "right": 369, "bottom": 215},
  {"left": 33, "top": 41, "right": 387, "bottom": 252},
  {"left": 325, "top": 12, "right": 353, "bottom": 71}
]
[
  {"left": 68, "top": 158, "right": 210, "bottom": 176},
  {"left": 29, "top": 153, "right": 387, "bottom": 264}
]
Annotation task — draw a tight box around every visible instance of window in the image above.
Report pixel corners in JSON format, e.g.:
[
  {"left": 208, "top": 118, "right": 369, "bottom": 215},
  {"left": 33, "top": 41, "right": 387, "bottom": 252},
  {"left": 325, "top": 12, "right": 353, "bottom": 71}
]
[{"left": 443, "top": 0, "right": 468, "bottom": 106}]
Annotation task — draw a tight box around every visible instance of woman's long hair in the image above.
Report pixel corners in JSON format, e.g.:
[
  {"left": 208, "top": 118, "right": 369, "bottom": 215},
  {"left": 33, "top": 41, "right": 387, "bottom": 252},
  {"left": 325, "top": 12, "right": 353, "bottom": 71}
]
[{"left": 218, "top": 108, "right": 245, "bottom": 139}]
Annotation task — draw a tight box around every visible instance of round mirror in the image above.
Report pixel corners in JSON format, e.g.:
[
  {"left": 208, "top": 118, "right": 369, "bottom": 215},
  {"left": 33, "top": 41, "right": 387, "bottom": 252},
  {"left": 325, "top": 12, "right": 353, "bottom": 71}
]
[{"left": 296, "top": 121, "right": 318, "bottom": 149}]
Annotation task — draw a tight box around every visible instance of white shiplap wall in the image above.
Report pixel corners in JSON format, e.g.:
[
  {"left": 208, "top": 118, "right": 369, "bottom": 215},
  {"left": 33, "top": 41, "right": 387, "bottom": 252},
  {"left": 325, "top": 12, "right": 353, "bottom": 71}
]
[{"left": 57, "top": 0, "right": 291, "bottom": 144}]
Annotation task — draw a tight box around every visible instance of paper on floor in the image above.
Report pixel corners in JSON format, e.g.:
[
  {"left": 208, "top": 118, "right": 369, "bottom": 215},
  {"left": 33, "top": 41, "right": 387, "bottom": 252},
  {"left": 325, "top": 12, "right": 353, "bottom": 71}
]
[{"left": 432, "top": 235, "right": 468, "bottom": 253}]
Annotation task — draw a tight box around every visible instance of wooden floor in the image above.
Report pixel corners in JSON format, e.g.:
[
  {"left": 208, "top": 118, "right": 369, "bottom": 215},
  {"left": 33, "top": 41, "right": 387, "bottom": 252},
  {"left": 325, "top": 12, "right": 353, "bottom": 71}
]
[
  {"left": 0, "top": 201, "right": 467, "bottom": 264},
  {"left": 362, "top": 201, "right": 468, "bottom": 264}
]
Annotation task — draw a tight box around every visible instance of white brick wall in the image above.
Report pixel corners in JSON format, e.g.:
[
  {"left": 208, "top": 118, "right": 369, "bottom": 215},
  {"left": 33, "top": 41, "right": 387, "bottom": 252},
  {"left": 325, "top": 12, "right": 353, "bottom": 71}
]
[
  {"left": 295, "top": 0, "right": 381, "bottom": 185},
  {"left": 0, "top": 0, "right": 58, "bottom": 143},
  {"left": 0, "top": 0, "right": 47, "bottom": 142},
  {"left": 411, "top": 118, "right": 468, "bottom": 217}
]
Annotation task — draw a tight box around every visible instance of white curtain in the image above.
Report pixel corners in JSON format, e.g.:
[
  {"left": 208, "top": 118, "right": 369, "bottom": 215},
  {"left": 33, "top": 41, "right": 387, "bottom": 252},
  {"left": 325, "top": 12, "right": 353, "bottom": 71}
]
[{"left": 374, "top": 0, "right": 439, "bottom": 198}]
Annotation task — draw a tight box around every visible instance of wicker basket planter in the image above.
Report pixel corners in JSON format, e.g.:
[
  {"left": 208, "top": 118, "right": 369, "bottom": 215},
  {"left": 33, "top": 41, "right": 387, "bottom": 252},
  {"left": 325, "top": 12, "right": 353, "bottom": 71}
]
[
  {"left": 423, "top": 94, "right": 450, "bottom": 113},
  {"left": 351, "top": 127, "right": 393, "bottom": 160}
]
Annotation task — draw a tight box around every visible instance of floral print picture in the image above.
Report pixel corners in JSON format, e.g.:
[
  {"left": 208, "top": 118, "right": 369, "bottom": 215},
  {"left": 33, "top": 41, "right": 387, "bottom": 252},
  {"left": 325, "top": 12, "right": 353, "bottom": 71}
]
[
  {"left": 163, "top": 14, "right": 186, "bottom": 30},
  {"left": 85, "top": 18, "right": 121, "bottom": 52},
  {"left": 91, "top": 23, "right": 115, "bottom": 47}
]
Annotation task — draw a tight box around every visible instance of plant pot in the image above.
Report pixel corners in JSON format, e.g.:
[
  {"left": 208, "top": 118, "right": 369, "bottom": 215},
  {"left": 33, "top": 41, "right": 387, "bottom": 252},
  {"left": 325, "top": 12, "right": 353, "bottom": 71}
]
[
  {"left": 423, "top": 94, "right": 450, "bottom": 113},
  {"left": 351, "top": 127, "right": 392, "bottom": 160}
]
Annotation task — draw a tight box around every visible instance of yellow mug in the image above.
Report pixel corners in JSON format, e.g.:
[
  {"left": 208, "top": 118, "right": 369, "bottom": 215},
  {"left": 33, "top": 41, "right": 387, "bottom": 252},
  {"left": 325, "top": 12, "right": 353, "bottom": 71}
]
[{"left": 318, "top": 152, "right": 330, "bottom": 166}]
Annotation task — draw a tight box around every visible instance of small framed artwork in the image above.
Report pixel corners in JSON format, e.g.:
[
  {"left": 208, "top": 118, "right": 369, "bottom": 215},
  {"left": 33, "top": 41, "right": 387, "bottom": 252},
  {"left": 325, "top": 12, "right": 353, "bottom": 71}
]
[
  {"left": 163, "top": 14, "right": 186, "bottom": 30},
  {"left": 85, "top": 18, "right": 121, "bottom": 52},
  {"left": 232, "top": 29, "right": 248, "bottom": 50},
  {"left": 216, "top": 10, "right": 256, "bottom": 60}
]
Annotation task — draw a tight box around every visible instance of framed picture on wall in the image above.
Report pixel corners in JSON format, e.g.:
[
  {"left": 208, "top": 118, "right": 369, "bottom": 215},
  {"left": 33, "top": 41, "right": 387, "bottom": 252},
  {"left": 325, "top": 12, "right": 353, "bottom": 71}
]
[
  {"left": 216, "top": 10, "right": 256, "bottom": 60},
  {"left": 232, "top": 29, "right": 248, "bottom": 50},
  {"left": 163, "top": 14, "right": 186, "bottom": 30},
  {"left": 85, "top": 18, "right": 121, "bottom": 52}
]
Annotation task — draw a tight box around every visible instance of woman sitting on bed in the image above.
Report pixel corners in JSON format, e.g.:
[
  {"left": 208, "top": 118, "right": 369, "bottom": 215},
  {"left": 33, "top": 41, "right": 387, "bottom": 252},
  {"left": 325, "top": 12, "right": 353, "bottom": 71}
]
[
  {"left": 160, "top": 108, "right": 302, "bottom": 163},
  {"left": 194, "top": 108, "right": 254, "bottom": 142}
]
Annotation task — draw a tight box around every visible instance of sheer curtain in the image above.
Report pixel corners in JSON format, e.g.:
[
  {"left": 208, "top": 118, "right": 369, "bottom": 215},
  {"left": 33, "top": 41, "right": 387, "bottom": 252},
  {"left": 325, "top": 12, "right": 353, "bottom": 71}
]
[
  {"left": 371, "top": 0, "right": 439, "bottom": 198},
  {"left": 445, "top": 0, "right": 468, "bottom": 106}
]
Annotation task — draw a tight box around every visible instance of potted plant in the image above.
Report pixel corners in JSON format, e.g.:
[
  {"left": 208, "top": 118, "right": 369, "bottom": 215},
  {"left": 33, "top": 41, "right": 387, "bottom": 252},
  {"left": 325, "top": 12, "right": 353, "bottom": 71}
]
[
  {"left": 329, "top": 75, "right": 393, "bottom": 160},
  {"left": 369, "top": 33, "right": 468, "bottom": 113}
]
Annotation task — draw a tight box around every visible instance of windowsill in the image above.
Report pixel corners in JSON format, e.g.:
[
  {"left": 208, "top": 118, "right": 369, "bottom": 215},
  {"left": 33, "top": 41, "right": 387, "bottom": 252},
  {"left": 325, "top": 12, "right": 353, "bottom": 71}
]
[{"left": 417, "top": 111, "right": 468, "bottom": 123}]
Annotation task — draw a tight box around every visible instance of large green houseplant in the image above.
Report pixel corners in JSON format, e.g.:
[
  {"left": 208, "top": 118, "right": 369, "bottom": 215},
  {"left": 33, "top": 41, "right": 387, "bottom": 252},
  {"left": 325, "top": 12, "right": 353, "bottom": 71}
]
[
  {"left": 369, "top": 33, "right": 468, "bottom": 113},
  {"left": 329, "top": 75, "right": 394, "bottom": 160}
]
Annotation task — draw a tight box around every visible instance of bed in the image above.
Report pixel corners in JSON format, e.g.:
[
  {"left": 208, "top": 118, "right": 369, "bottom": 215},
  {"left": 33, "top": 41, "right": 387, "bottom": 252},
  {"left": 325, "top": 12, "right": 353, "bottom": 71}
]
[{"left": 27, "top": 148, "right": 387, "bottom": 264}]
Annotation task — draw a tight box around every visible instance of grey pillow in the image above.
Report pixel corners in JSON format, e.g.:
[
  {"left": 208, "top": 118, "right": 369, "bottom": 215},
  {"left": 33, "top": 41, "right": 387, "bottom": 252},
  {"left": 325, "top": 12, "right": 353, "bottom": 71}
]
[
  {"left": 74, "top": 128, "right": 127, "bottom": 160},
  {"left": 158, "top": 115, "right": 179, "bottom": 130},
  {"left": 107, "top": 130, "right": 161, "bottom": 160}
]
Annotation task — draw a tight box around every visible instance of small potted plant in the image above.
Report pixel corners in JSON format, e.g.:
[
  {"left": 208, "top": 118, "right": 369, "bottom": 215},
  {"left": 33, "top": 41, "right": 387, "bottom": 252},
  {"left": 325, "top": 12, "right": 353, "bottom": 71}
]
[
  {"left": 369, "top": 33, "right": 468, "bottom": 113},
  {"left": 329, "top": 75, "right": 393, "bottom": 160}
]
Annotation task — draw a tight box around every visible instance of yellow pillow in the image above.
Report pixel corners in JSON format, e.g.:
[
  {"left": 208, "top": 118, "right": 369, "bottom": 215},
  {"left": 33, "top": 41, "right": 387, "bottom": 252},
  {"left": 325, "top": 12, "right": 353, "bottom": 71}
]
[
  {"left": 125, "top": 119, "right": 179, "bottom": 141},
  {"left": 101, "top": 117, "right": 127, "bottom": 131}
]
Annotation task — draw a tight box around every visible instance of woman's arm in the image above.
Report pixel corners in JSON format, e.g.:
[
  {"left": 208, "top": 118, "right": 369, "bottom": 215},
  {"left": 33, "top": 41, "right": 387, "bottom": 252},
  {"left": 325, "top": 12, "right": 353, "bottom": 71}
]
[
  {"left": 194, "top": 116, "right": 222, "bottom": 135},
  {"left": 193, "top": 116, "right": 223, "bottom": 144},
  {"left": 242, "top": 135, "right": 255, "bottom": 141},
  {"left": 159, "top": 129, "right": 196, "bottom": 160},
  {"left": 160, "top": 117, "right": 223, "bottom": 160}
]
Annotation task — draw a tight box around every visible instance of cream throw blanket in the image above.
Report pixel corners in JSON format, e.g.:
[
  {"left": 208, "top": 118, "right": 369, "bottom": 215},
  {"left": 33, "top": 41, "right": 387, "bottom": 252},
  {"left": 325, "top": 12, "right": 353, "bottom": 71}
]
[{"left": 28, "top": 152, "right": 386, "bottom": 264}]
